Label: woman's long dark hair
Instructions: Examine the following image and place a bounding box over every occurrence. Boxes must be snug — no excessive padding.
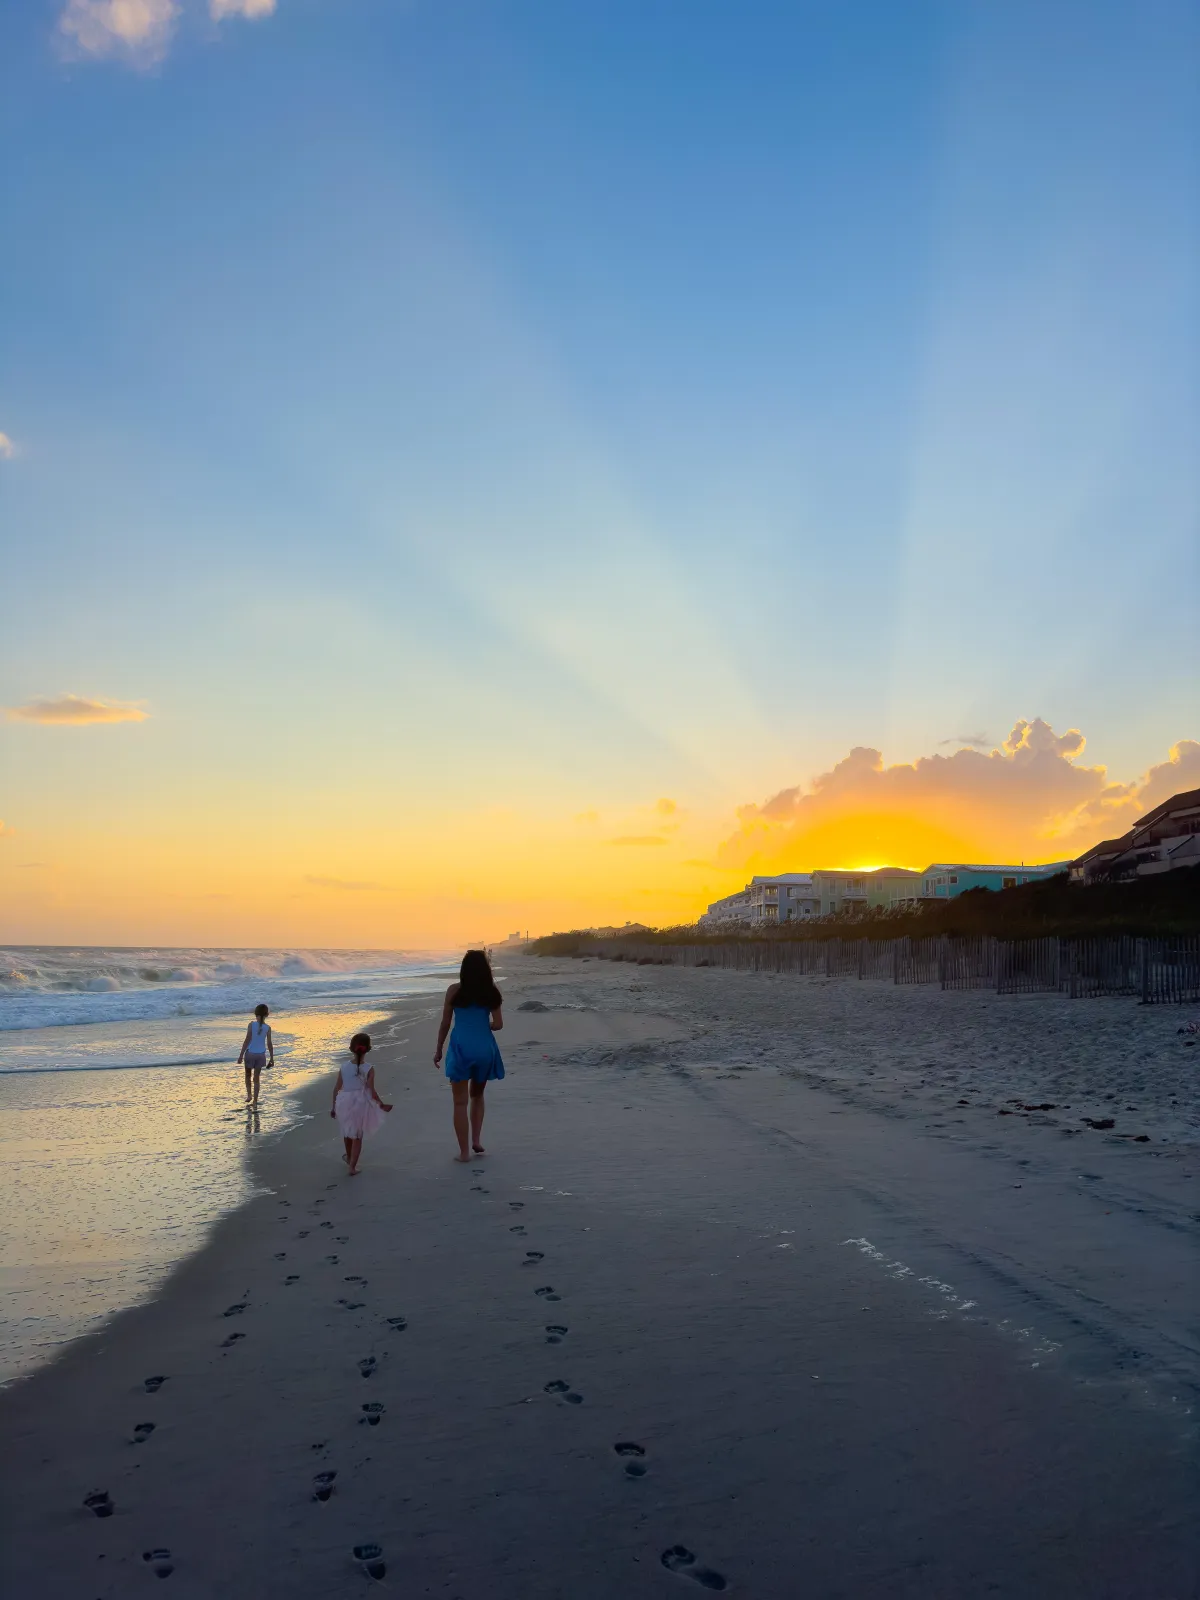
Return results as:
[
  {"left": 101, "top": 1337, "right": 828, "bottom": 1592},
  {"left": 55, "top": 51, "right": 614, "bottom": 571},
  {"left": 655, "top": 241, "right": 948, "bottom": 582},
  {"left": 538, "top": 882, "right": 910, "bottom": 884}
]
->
[{"left": 454, "top": 949, "right": 502, "bottom": 1010}]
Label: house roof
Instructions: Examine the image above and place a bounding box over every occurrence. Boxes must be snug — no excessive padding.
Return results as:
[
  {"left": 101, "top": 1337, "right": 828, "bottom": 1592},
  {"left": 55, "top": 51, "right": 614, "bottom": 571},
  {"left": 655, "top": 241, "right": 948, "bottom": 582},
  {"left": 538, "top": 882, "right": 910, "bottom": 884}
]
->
[
  {"left": 1130, "top": 787, "right": 1200, "bottom": 836},
  {"left": 810, "top": 866, "right": 920, "bottom": 878},
  {"left": 922, "top": 861, "right": 1071, "bottom": 875},
  {"left": 1073, "top": 833, "right": 1135, "bottom": 865}
]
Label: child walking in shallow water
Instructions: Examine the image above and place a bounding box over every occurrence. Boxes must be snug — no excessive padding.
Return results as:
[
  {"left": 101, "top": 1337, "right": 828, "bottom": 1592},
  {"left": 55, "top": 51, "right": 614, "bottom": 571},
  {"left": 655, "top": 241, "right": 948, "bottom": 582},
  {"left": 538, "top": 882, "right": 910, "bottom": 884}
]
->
[
  {"left": 330, "top": 1032, "right": 391, "bottom": 1176},
  {"left": 237, "top": 1003, "right": 273, "bottom": 1104},
  {"left": 434, "top": 950, "right": 504, "bottom": 1162}
]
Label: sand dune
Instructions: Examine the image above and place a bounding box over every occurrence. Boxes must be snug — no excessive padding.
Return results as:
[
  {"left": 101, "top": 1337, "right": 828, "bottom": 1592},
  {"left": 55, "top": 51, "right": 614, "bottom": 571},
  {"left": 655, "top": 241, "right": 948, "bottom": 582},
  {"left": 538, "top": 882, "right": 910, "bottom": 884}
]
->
[{"left": 1, "top": 960, "right": 1196, "bottom": 1597}]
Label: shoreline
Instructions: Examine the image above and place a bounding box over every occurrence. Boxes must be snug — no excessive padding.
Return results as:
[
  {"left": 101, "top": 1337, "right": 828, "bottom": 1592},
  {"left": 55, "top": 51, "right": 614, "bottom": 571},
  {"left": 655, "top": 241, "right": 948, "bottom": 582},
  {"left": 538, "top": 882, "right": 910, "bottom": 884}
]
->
[
  {"left": 2, "top": 960, "right": 1196, "bottom": 1597},
  {"left": 0, "top": 995, "right": 426, "bottom": 1389}
]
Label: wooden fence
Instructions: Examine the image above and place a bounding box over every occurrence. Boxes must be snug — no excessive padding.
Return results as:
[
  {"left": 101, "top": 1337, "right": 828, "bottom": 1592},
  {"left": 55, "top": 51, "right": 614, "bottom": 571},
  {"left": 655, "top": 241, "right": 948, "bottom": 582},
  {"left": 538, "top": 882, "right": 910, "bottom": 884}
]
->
[{"left": 591, "top": 933, "right": 1200, "bottom": 1004}]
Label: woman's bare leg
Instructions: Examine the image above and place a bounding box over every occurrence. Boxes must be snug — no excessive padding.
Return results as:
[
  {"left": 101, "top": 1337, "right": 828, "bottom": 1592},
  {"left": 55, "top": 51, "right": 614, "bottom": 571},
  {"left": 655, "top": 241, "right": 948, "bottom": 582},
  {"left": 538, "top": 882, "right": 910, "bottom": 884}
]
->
[
  {"left": 251, "top": 1066, "right": 261, "bottom": 1106},
  {"left": 347, "top": 1136, "right": 363, "bottom": 1175},
  {"left": 244, "top": 1065, "right": 253, "bottom": 1102},
  {"left": 451, "top": 1082, "right": 471, "bottom": 1161},
  {"left": 343, "top": 1137, "right": 353, "bottom": 1164},
  {"left": 469, "top": 1081, "right": 486, "bottom": 1152}
]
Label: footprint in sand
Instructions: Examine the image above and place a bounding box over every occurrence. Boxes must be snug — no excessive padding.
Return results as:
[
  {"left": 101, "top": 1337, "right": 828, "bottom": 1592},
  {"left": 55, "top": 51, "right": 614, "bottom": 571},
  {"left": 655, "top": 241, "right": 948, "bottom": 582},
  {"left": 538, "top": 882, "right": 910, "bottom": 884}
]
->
[
  {"left": 508, "top": 1201, "right": 524, "bottom": 1211},
  {"left": 320, "top": 1221, "right": 333, "bottom": 1229},
  {"left": 312, "top": 1470, "right": 337, "bottom": 1502},
  {"left": 510, "top": 1225, "right": 526, "bottom": 1236},
  {"left": 614, "top": 1442, "right": 647, "bottom": 1478},
  {"left": 142, "top": 1548, "right": 174, "bottom": 1579},
  {"left": 523, "top": 1251, "right": 544, "bottom": 1264},
  {"left": 337, "top": 1298, "right": 366, "bottom": 1310},
  {"left": 661, "top": 1547, "right": 726, "bottom": 1590},
  {"left": 359, "top": 1357, "right": 377, "bottom": 1378},
  {"left": 471, "top": 1185, "right": 489, "bottom": 1193},
  {"left": 336, "top": 1235, "right": 350, "bottom": 1244},
  {"left": 360, "top": 1402, "right": 385, "bottom": 1427},
  {"left": 143, "top": 1375, "right": 166, "bottom": 1393},
  {"left": 285, "top": 1275, "right": 300, "bottom": 1285},
  {"left": 534, "top": 1286, "right": 561, "bottom": 1302},
  {"left": 344, "top": 1274, "right": 364, "bottom": 1282},
  {"left": 297, "top": 1230, "right": 309, "bottom": 1239},
  {"left": 222, "top": 1303, "right": 247, "bottom": 1318},
  {"left": 353, "top": 1543, "right": 387, "bottom": 1581},
  {"left": 545, "top": 1324, "right": 568, "bottom": 1344},
  {"left": 325, "top": 1254, "right": 339, "bottom": 1264},
  {"left": 83, "top": 1490, "right": 114, "bottom": 1518},
  {"left": 132, "top": 1422, "right": 156, "bottom": 1444},
  {"left": 386, "top": 1316, "right": 407, "bottom": 1331},
  {"left": 221, "top": 1331, "right": 245, "bottom": 1348},
  {"left": 273, "top": 1252, "right": 287, "bottom": 1261},
  {"left": 543, "top": 1379, "right": 583, "bottom": 1405}
]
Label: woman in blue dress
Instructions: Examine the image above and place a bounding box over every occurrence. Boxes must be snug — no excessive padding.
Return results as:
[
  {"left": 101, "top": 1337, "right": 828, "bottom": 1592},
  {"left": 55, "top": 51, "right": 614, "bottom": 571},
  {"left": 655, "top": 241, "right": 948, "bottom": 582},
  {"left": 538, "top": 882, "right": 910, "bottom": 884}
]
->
[{"left": 434, "top": 949, "right": 505, "bottom": 1162}]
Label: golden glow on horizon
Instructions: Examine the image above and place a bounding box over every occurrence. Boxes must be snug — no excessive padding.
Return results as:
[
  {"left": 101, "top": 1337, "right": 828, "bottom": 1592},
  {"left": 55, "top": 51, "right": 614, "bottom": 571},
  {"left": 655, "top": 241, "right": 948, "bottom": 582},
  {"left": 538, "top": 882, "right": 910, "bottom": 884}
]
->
[{"left": 1, "top": 726, "right": 1196, "bottom": 945}]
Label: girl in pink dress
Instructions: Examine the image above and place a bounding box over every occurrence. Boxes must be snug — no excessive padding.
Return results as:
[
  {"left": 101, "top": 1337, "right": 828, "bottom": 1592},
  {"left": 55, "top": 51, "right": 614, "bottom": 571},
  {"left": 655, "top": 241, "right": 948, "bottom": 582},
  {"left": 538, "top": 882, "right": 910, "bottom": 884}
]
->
[{"left": 330, "top": 1032, "right": 392, "bottom": 1176}]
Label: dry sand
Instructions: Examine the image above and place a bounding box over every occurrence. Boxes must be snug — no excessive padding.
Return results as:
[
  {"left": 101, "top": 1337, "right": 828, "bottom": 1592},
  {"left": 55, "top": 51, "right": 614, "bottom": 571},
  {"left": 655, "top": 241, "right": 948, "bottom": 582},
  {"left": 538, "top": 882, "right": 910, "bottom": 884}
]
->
[{"left": 2, "top": 958, "right": 1197, "bottom": 1598}]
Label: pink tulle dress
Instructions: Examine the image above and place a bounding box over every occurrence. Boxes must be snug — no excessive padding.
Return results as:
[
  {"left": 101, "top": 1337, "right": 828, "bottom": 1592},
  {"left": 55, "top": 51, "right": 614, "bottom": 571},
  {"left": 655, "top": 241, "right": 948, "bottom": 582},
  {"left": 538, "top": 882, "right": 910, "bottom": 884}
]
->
[{"left": 335, "top": 1059, "right": 385, "bottom": 1140}]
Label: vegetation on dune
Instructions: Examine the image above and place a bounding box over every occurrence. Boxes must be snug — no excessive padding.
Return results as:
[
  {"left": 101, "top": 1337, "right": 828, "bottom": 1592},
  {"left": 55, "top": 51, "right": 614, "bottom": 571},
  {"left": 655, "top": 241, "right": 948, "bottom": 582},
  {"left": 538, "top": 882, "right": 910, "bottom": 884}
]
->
[{"left": 530, "top": 867, "right": 1200, "bottom": 954}]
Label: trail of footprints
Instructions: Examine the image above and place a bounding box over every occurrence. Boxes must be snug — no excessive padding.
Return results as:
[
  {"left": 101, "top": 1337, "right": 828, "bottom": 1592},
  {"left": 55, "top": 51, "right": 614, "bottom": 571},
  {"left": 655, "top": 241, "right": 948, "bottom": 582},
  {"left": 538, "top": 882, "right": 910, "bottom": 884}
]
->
[
  {"left": 79, "top": 1202, "right": 413, "bottom": 1584},
  {"left": 505, "top": 1183, "right": 728, "bottom": 1589},
  {"left": 78, "top": 1175, "right": 729, "bottom": 1591}
]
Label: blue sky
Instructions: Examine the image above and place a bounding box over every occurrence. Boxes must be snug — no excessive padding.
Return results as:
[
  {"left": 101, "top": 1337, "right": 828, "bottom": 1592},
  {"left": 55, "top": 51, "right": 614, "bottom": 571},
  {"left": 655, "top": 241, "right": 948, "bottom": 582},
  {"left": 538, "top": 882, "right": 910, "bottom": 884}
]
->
[{"left": 1, "top": 0, "right": 1197, "bottom": 941}]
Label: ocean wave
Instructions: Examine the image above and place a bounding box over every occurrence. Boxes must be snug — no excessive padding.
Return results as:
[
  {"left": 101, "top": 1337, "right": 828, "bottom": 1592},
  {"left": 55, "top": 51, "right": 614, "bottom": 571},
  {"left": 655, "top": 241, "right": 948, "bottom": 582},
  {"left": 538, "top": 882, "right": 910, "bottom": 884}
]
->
[
  {"left": 0, "top": 947, "right": 452, "bottom": 1034},
  {"left": 0, "top": 947, "right": 409, "bottom": 997}
]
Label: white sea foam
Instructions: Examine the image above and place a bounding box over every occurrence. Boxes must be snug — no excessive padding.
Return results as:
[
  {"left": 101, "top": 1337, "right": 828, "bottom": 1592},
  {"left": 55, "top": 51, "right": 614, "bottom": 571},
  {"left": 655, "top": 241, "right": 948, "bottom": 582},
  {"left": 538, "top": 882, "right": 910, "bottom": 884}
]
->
[{"left": 0, "top": 946, "right": 452, "bottom": 1039}]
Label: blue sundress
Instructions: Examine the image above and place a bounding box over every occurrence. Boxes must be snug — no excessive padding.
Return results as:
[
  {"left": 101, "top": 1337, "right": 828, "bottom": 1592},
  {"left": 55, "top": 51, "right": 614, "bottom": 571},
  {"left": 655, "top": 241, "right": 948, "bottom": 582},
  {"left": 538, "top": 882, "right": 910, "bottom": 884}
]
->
[{"left": 444, "top": 1005, "right": 505, "bottom": 1083}]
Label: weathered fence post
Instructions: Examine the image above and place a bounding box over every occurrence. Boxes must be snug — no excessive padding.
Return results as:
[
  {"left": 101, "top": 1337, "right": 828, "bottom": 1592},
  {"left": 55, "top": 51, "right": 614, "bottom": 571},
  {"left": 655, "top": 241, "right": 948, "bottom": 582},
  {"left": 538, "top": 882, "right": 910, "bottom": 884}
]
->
[
  {"left": 892, "top": 940, "right": 900, "bottom": 984},
  {"left": 1139, "top": 939, "right": 1149, "bottom": 1004},
  {"left": 857, "top": 940, "right": 865, "bottom": 979}
]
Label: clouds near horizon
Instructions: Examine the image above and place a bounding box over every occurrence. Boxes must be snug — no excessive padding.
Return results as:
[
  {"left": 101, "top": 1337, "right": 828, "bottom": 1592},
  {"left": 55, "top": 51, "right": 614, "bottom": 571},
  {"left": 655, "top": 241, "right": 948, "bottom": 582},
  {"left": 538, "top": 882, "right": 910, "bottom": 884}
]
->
[
  {"left": 718, "top": 721, "right": 1200, "bottom": 875},
  {"left": 6, "top": 694, "right": 149, "bottom": 725}
]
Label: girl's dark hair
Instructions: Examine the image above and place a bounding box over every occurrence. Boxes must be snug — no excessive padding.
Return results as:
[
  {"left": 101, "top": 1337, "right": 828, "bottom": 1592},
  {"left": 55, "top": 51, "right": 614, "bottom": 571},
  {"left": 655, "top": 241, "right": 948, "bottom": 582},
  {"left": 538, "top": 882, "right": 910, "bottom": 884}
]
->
[
  {"left": 254, "top": 1004, "right": 269, "bottom": 1019},
  {"left": 350, "top": 1032, "right": 371, "bottom": 1059},
  {"left": 454, "top": 949, "right": 502, "bottom": 1011}
]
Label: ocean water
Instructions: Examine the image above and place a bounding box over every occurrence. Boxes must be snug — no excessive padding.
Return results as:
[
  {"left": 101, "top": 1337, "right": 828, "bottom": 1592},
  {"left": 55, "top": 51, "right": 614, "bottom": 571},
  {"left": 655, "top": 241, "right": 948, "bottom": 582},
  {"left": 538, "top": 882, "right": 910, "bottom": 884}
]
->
[{"left": 0, "top": 947, "right": 454, "bottom": 1385}]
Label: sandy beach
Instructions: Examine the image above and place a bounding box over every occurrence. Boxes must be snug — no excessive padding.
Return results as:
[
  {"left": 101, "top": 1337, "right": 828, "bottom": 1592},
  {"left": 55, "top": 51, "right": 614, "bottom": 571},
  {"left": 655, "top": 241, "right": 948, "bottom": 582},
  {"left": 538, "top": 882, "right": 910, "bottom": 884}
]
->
[{"left": 2, "top": 957, "right": 1197, "bottom": 1598}]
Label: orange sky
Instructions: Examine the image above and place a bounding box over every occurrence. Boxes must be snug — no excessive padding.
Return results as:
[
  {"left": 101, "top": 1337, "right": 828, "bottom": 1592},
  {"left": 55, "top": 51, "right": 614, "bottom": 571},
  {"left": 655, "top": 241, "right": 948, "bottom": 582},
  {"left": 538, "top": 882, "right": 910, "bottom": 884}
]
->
[{"left": 1, "top": 719, "right": 1194, "bottom": 946}]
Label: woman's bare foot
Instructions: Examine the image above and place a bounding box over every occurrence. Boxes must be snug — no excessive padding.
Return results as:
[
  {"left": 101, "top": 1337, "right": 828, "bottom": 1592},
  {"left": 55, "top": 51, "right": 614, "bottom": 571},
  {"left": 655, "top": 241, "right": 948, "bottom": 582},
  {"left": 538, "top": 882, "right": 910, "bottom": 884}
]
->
[
  {"left": 472, "top": 1145, "right": 486, "bottom": 1155},
  {"left": 348, "top": 1166, "right": 360, "bottom": 1176},
  {"left": 454, "top": 1152, "right": 471, "bottom": 1163}
]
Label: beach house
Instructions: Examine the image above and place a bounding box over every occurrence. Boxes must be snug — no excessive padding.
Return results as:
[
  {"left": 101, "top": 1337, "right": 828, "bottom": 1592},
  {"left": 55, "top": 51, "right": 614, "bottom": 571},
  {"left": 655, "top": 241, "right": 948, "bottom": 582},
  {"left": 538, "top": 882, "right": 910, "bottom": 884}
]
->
[
  {"left": 746, "top": 874, "right": 821, "bottom": 922},
  {"left": 699, "top": 875, "right": 822, "bottom": 926},
  {"left": 810, "top": 868, "right": 922, "bottom": 917},
  {"left": 698, "top": 887, "right": 752, "bottom": 926},
  {"left": 920, "top": 862, "right": 1070, "bottom": 900},
  {"left": 1070, "top": 787, "right": 1200, "bottom": 884}
]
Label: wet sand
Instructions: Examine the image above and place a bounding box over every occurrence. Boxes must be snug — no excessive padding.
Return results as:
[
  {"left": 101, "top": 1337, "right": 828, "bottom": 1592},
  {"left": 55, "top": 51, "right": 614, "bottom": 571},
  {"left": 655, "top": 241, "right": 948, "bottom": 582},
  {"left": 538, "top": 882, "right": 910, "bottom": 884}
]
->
[{"left": 1, "top": 960, "right": 1196, "bottom": 1598}]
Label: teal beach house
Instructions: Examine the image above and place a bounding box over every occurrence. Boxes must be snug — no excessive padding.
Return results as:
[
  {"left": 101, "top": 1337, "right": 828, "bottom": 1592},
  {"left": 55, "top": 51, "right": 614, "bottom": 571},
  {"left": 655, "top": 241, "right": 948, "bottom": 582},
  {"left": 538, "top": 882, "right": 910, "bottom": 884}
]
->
[{"left": 920, "top": 862, "right": 1071, "bottom": 900}]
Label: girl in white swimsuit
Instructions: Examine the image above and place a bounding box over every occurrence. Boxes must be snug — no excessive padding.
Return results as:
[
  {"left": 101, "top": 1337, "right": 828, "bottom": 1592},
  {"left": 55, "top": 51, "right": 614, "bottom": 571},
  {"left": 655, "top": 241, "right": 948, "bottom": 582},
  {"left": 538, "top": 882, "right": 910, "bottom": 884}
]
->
[{"left": 237, "top": 1003, "right": 273, "bottom": 1105}]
